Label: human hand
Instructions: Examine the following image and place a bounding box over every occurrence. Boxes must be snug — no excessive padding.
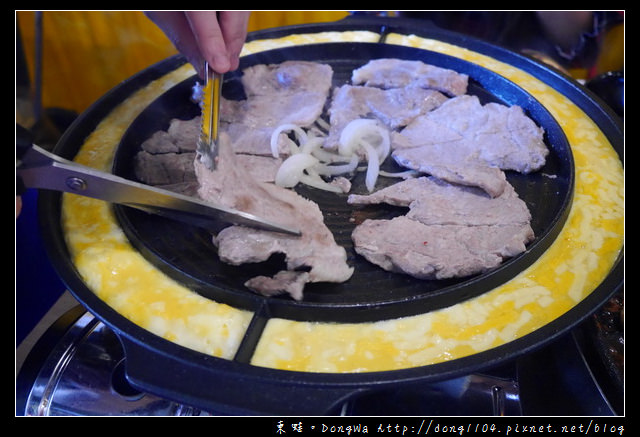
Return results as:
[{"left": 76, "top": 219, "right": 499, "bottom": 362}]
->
[{"left": 145, "top": 11, "right": 250, "bottom": 77}]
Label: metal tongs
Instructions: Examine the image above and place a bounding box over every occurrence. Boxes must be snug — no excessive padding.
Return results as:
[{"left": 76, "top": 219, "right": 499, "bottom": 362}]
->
[
  {"left": 197, "top": 61, "right": 222, "bottom": 170},
  {"left": 16, "top": 125, "right": 301, "bottom": 236}
]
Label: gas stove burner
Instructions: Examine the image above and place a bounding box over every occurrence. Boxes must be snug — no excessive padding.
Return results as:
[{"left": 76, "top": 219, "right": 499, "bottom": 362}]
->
[{"left": 16, "top": 306, "right": 209, "bottom": 416}]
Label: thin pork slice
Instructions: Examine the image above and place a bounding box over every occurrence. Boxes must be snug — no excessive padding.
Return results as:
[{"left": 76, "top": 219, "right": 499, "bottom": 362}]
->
[
  {"left": 324, "top": 84, "right": 448, "bottom": 150},
  {"left": 220, "top": 61, "right": 333, "bottom": 157},
  {"left": 351, "top": 217, "right": 534, "bottom": 280},
  {"left": 195, "top": 133, "right": 353, "bottom": 300},
  {"left": 417, "top": 95, "right": 548, "bottom": 173},
  {"left": 135, "top": 118, "right": 200, "bottom": 188},
  {"left": 393, "top": 95, "right": 548, "bottom": 169},
  {"left": 348, "top": 176, "right": 534, "bottom": 280},
  {"left": 391, "top": 142, "right": 508, "bottom": 198},
  {"left": 351, "top": 58, "right": 469, "bottom": 96},
  {"left": 241, "top": 61, "right": 333, "bottom": 96},
  {"left": 390, "top": 95, "right": 548, "bottom": 197},
  {"left": 136, "top": 117, "right": 282, "bottom": 188},
  {"left": 348, "top": 176, "right": 531, "bottom": 226}
]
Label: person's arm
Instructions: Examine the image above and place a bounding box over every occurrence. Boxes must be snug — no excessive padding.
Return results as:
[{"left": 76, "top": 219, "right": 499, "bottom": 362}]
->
[{"left": 145, "top": 11, "right": 250, "bottom": 77}]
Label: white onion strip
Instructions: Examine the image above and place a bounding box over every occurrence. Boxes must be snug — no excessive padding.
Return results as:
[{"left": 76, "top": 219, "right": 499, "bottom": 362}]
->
[
  {"left": 271, "top": 118, "right": 391, "bottom": 193},
  {"left": 274, "top": 153, "right": 318, "bottom": 188},
  {"left": 378, "top": 169, "right": 419, "bottom": 179},
  {"left": 299, "top": 174, "right": 343, "bottom": 193},
  {"left": 270, "top": 124, "right": 309, "bottom": 158},
  {"left": 360, "top": 142, "right": 379, "bottom": 192},
  {"left": 314, "top": 155, "right": 359, "bottom": 176}
]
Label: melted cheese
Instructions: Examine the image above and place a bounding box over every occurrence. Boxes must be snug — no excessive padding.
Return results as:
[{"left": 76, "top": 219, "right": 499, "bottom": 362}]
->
[
  {"left": 61, "top": 31, "right": 623, "bottom": 372},
  {"left": 249, "top": 34, "right": 624, "bottom": 372},
  {"left": 241, "top": 30, "right": 381, "bottom": 54},
  {"left": 62, "top": 64, "right": 253, "bottom": 359}
]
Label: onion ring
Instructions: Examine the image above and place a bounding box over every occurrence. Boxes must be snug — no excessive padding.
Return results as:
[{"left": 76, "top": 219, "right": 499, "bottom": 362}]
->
[{"left": 271, "top": 118, "right": 391, "bottom": 193}]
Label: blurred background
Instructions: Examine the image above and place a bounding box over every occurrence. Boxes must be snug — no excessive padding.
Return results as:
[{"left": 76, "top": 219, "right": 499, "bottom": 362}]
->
[
  {"left": 16, "top": 11, "right": 350, "bottom": 130},
  {"left": 15, "top": 10, "right": 623, "bottom": 140}
]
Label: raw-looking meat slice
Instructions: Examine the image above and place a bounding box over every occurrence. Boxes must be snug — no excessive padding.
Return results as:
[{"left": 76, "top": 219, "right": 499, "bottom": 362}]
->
[{"left": 351, "top": 58, "right": 469, "bottom": 96}]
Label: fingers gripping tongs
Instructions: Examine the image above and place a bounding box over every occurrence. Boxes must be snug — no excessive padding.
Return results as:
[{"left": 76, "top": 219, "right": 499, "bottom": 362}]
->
[{"left": 16, "top": 125, "right": 301, "bottom": 236}]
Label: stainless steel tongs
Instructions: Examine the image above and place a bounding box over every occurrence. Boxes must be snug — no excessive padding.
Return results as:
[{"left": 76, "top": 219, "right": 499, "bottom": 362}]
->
[
  {"left": 197, "top": 61, "right": 222, "bottom": 170},
  {"left": 16, "top": 125, "right": 301, "bottom": 236}
]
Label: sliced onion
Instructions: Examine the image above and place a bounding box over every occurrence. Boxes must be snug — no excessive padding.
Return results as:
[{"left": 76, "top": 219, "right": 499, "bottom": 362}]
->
[
  {"left": 270, "top": 124, "right": 308, "bottom": 158},
  {"left": 338, "top": 118, "right": 390, "bottom": 160},
  {"left": 313, "top": 154, "right": 359, "bottom": 176},
  {"left": 299, "top": 135, "right": 324, "bottom": 155},
  {"left": 270, "top": 117, "right": 392, "bottom": 193},
  {"left": 338, "top": 119, "right": 377, "bottom": 156},
  {"left": 360, "top": 141, "right": 380, "bottom": 192},
  {"left": 275, "top": 153, "right": 319, "bottom": 188},
  {"left": 311, "top": 147, "right": 353, "bottom": 163},
  {"left": 299, "top": 174, "right": 344, "bottom": 193}
]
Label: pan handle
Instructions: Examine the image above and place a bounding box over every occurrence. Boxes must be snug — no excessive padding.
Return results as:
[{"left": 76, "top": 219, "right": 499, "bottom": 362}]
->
[{"left": 119, "top": 335, "right": 364, "bottom": 415}]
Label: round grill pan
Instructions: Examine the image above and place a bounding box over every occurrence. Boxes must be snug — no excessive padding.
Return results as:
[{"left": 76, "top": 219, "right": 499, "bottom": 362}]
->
[
  {"left": 38, "top": 17, "right": 623, "bottom": 415},
  {"left": 112, "top": 42, "right": 574, "bottom": 324}
]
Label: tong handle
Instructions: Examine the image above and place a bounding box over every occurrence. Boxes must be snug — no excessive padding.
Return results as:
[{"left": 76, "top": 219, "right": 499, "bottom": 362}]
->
[
  {"left": 197, "top": 63, "right": 223, "bottom": 170},
  {"left": 210, "top": 70, "right": 222, "bottom": 144}
]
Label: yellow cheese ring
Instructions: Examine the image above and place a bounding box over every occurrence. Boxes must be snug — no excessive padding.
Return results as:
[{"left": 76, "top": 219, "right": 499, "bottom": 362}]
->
[{"left": 61, "top": 31, "right": 623, "bottom": 373}]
